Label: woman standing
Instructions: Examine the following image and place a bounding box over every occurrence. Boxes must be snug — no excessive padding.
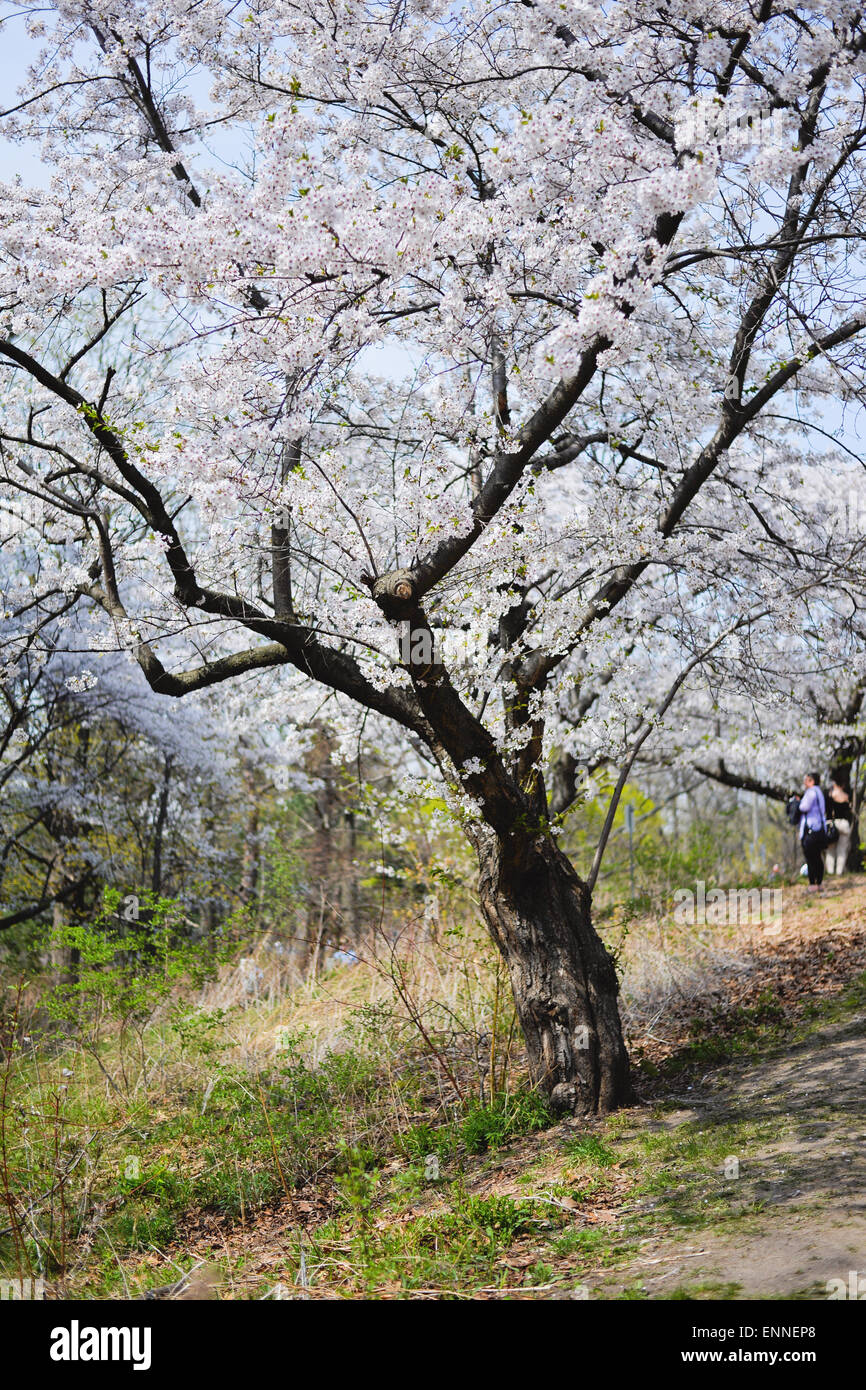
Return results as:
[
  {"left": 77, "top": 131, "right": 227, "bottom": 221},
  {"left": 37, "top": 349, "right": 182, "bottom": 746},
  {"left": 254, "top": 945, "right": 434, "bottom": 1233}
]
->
[
  {"left": 799, "top": 772, "right": 828, "bottom": 891},
  {"left": 825, "top": 777, "right": 853, "bottom": 875}
]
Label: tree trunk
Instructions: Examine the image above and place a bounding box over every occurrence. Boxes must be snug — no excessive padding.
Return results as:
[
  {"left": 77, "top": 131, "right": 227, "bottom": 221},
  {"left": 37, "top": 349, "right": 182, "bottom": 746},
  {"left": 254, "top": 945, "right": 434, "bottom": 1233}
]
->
[
  {"left": 477, "top": 832, "right": 632, "bottom": 1116},
  {"left": 240, "top": 797, "right": 260, "bottom": 905},
  {"left": 151, "top": 754, "right": 172, "bottom": 897}
]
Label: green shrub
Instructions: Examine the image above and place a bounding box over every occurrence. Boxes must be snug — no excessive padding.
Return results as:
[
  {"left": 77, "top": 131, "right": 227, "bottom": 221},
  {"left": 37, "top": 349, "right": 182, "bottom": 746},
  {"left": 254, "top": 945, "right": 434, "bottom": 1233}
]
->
[{"left": 460, "top": 1090, "right": 551, "bottom": 1154}]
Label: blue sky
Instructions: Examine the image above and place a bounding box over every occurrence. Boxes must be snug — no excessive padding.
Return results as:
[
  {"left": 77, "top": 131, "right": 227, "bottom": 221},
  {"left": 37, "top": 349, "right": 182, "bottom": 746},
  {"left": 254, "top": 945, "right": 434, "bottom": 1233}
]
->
[{"left": 0, "top": 9, "right": 51, "bottom": 185}]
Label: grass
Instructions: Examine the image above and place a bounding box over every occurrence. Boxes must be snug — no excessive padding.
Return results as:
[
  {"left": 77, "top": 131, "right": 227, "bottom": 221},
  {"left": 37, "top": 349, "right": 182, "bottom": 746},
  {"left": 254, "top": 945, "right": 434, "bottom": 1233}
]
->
[
  {"left": 670, "top": 1281, "right": 744, "bottom": 1300},
  {"left": 3, "top": 887, "right": 866, "bottom": 1299},
  {"left": 562, "top": 1135, "right": 617, "bottom": 1166},
  {"left": 0, "top": 918, "right": 563, "bottom": 1297},
  {"left": 796, "top": 969, "right": 866, "bottom": 1031}
]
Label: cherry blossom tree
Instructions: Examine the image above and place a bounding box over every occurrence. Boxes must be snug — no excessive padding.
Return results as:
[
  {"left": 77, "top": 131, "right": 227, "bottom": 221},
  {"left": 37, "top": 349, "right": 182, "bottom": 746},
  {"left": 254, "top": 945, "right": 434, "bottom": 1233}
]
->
[
  {"left": 0, "top": 578, "right": 244, "bottom": 933},
  {"left": 2, "top": 0, "right": 866, "bottom": 1111},
  {"left": 639, "top": 530, "right": 866, "bottom": 841}
]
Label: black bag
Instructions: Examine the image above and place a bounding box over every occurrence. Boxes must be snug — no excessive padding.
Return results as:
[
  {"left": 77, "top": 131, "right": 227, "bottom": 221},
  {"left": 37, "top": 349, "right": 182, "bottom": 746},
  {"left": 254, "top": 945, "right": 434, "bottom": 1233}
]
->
[
  {"left": 825, "top": 813, "right": 839, "bottom": 844},
  {"left": 786, "top": 794, "right": 801, "bottom": 826},
  {"left": 804, "top": 826, "right": 829, "bottom": 851}
]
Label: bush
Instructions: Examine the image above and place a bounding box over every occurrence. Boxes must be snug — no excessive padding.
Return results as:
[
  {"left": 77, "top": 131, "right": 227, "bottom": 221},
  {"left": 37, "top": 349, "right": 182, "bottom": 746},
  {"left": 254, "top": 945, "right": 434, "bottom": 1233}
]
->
[{"left": 460, "top": 1090, "right": 552, "bottom": 1154}]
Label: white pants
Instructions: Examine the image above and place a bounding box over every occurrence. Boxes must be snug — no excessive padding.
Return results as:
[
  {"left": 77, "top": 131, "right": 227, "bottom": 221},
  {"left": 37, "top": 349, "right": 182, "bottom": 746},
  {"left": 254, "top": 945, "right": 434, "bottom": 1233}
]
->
[{"left": 825, "top": 824, "right": 852, "bottom": 875}]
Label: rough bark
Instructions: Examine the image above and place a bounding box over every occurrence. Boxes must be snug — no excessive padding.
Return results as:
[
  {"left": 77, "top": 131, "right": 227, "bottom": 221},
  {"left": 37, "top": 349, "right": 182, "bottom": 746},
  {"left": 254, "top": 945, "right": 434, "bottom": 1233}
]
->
[{"left": 477, "top": 831, "right": 632, "bottom": 1115}]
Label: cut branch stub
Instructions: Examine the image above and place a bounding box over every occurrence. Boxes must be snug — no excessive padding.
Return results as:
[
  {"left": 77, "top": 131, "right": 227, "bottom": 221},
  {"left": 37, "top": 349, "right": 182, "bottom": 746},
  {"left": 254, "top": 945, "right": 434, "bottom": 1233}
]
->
[{"left": 370, "top": 568, "right": 418, "bottom": 619}]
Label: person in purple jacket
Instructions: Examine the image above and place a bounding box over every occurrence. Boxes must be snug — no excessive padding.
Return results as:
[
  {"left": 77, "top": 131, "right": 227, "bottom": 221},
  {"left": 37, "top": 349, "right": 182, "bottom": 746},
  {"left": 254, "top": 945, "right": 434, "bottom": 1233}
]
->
[{"left": 799, "top": 772, "right": 828, "bottom": 890}]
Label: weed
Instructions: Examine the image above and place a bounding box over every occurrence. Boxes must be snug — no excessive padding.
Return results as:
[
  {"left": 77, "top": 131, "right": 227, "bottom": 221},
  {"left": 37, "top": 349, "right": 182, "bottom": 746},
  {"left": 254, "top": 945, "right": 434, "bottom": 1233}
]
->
[
  {"left": 460, "top": 1091, "right": 551, "bottom": 1155},
  {"left": 563, "top": 1134, "right": 617, "bottom": 1167}
]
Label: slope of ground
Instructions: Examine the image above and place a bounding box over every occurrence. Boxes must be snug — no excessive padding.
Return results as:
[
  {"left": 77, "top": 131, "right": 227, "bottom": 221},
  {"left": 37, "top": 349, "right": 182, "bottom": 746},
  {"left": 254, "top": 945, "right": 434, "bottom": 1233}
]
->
[
  {"left": 144, "top": 880, "right": 866, "bottom": 1300},
  {"left": 3, "top": 876, "right": 866, "bottom": 1300}
]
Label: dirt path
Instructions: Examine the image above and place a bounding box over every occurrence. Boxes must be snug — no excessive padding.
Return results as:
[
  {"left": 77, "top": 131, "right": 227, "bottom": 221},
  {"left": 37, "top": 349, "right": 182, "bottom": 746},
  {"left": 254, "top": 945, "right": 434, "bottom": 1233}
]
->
[{"left": 590, "top": 1010, "right": 866, "bottom": 1299}]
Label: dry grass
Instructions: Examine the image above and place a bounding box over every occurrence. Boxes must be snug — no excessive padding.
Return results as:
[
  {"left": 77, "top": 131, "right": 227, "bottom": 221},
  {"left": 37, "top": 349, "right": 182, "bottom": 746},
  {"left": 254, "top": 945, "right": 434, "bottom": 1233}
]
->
[{"left": 4, "top": 873, "right": 866, "bottom": 1298}]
